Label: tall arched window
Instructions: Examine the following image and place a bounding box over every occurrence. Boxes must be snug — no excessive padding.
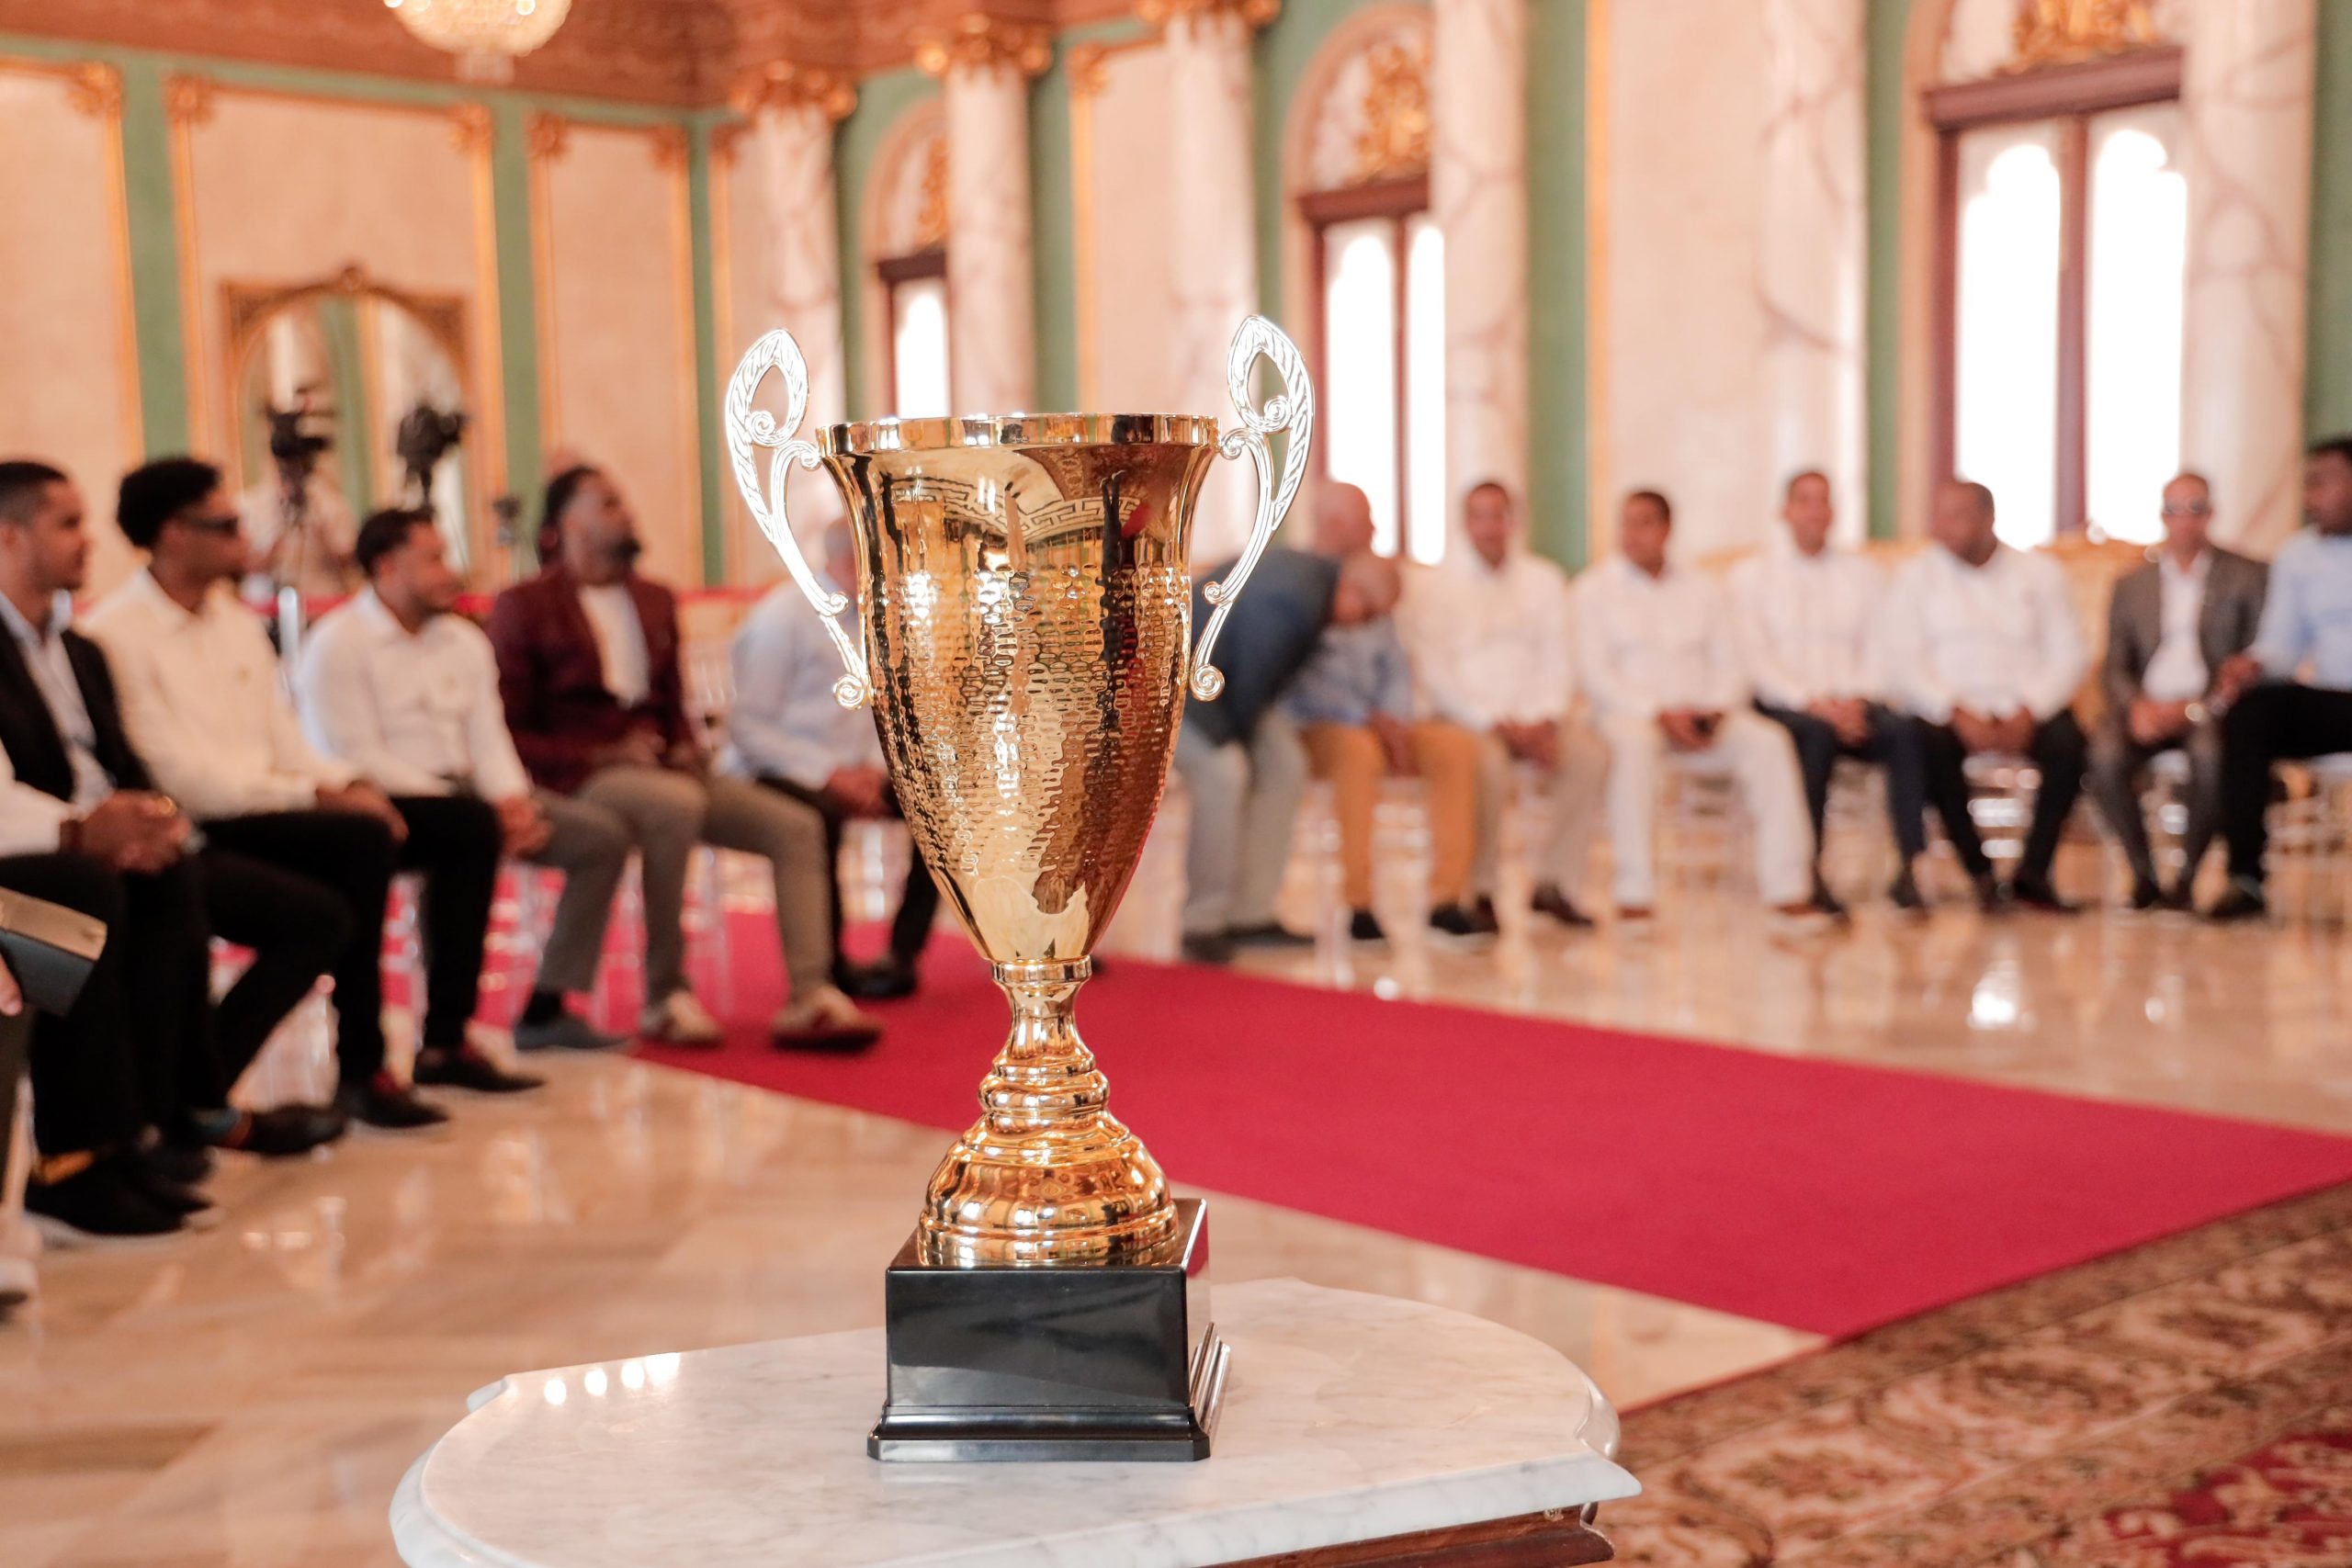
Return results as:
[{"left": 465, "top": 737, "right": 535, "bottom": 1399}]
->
[
  {"left": 865, "top": 105, "right": 951, "bottom": 418},
  {"left": 1928, "top": 12, "right": 2187, "bottom": 547},
  {"left": 1287, "top": 13, "right": 1446, "bottom": 563}
]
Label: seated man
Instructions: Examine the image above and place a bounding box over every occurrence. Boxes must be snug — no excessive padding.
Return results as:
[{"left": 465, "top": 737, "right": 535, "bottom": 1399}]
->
[
  {"left": 1174, "top": 545, "right": 1398, "bottom": 964},
  {"left": 1403, "top": 479, "right": 1609, "bottom": 931},
  {"left": 1577, "top": 490, "right": 1818, "bottom": 928},
  {"left": 1729, "top": 470, "right": 1926, "bottom": 914},
  {"left": 0, "top": 461, "right": 348, "bottom": 1242},
  {"left": 720, "top": 519, "right": 937, "bottom": 1000},
  {"left": 85, "top": 457, "right": 452, "bottom": 1131},
  {"left": 300, "top": 508, "right": 633, "bottom": 1056},
  {"left": 2087, "top": 473, "right": 2266, "bottom": 911},
  {"left": 489, "top": 465, "right": 879, "bottom": 1051},
  {"left": 1879, "top": 480, "right": 2089, "bottom": 913},
  {"left": 2210, "top": 435, "right": 2352, "bottom": 921}
]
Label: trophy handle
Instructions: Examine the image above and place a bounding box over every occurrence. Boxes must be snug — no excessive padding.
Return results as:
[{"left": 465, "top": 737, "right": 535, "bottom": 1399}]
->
[
  {"left": 1193, "top": 315, "right": 1316, "bottom": 702},
  {"left": 723, "top": 329, "right": 872, "bottom": 709}
]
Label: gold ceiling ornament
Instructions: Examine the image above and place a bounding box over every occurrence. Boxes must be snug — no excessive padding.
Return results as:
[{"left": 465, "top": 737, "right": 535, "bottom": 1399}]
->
[
  {"left": 64, "top": 62, "right": 123, "bottom": 118},
  {"left": 383, "top": 0, "right": 574, "bottom": 85},
  {"left": 446, "top": 101, "right": 494, "bottom": 154},
  {"left": 1136, "top": 0, "right": 1281, "bottom": 28},
  {"left": 1350, "top": 39, "right": 1430, "bottom": 184},
  {"left": 526, "top": 109, "right": 571, "bottom": 162},
  {"left": 2009, "top": 0, "right": 2160, "bottom": 71},
  {"left": 730, "top": 58, "right": 857, "bottom": 121},
  {"left": 913, "top": 13, "right": 1054, "bottom": 79},
  {"left": 163, "top": 73, "right": 217, "bottom": 127},
  {"left": 914, "top": 132, "right": 950, "bottom": 250}
]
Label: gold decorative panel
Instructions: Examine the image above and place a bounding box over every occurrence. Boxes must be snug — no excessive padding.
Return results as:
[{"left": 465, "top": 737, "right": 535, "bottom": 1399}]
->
[{"left": 2010, "top": 0, "right": 2160, "bottom": 71}]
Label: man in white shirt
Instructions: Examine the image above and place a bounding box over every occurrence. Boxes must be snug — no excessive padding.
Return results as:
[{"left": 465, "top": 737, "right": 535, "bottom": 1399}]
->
[
  {"left": 86, "top": 457, "right": 459, "bottom": 1131},
  {"left": 2086, "top": 474, "right": 2267, "bottom": 911},
  {"left": 300, "top": 508, "right": 636, "bottom": 1054},
  {"left": 1728, "top": 471, "right": 1928, "bottom": 914},
  {"left": 1404, "top": 480, "right": 1610, "bottom": 930},
  {"left": 1577, "top": 490, "right": 1817, "bottom": 925},
  {"left": 1879, "top": 480, "right": 2091, "bottom": 912},
  {"left": 719, "top": 519, "right": 938, "bottom": 998}
]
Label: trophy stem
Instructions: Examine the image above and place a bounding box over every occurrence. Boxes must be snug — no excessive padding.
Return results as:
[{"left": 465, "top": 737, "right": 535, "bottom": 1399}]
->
[{"left": 917, "top": 958, "right": 1181, "bottom": 1268}]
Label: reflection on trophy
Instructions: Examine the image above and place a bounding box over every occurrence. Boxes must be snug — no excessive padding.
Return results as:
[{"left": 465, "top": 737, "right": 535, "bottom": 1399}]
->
[{"left": 725, "top": 317, "right": 1312, "bottom": 1461}]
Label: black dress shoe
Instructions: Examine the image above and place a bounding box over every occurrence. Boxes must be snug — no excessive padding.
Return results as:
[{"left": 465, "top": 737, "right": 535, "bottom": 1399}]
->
[
  {"left": 138, "top": 1140, "right": 213, "bottom": 1188},
  {"left": 413, "top": 1045, "right": 545, "bottom": 1094},
  {"left": 1225, "top": 921, "right": 1314, "bottom": 950},
  {"left": 836, "top": 957, "right": 920, "bottom": 1001},
  {"left": 230, "top": 1105, "right": 350, "bottom": 1156},
  {"left": 1889, "top": 867, "right": 1928, "bottom": 913},
  {"left": 2205, "top": 884, "right": 2269, "bottom": 923},
  {"left": 1348, "top": 908, "right": 1386, "bottom": 942},
  {"left": 25, "top": 1159, "right": 181, "bottom": 1245},
  {"left": 1469, "top": 896, "right": 1504, "bottom": 937},
  {"left": 2011, "top": 875, "right": 2080, "bottom": 915},
  {"left": 335, "top": 1075, "right": 452, "bottom": 1131},
  {"left": 1179, "top": 931, "right": 1235, "bottom": 965},
  {"left": 1530, "top": 885, "right": 1596, "bottom": 929},
  {"left": 1429, "top": 904, "right": 1492, "bottom": 941},
  {"left": 117, "top": 1156, "right": 220, "bottom": 1229}
]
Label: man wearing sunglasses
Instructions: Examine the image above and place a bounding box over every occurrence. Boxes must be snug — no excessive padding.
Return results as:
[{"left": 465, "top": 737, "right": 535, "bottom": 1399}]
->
[
  {"left": 85, "top": 458, "right": 447, "bottom": 1131},
  {"left": 2086, "top": 473, "right": 2267, "bottom": 912}
]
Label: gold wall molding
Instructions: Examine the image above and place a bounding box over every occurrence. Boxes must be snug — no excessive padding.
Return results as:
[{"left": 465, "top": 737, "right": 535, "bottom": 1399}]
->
[
  {"left": 447, "top": 102, "right": 493, "bottom": 155},
  {"left": 1350, "top": 39, "right": 1431, "bottom": 184},
  {"left": 2009, "top": 0, "right": 2160, "bottom": 72},
  {"left": 914, "top": 14, "right": 1056, "bottom": 79},
  {"left": 1136, "top": 0, "right": 1279, "bottom": 28},
  {"left": 730, "top": 58, "right": 857, "bottom": 121},
  {"left": 915, "top": 135, "right": 950, "bottom": 251}
]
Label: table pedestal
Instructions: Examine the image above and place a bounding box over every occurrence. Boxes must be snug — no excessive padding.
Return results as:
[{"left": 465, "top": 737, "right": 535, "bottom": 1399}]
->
[{"left": 392, "top": 1279, "right": 1638, "bottom": 1567}]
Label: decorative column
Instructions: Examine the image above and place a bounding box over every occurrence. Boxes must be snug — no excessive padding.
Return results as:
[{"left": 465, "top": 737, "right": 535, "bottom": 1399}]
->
[
  {"left": 2181, "top": 0, "right": 2317, "bottom": 554},
  {"left": 1152, "top": 0, "right": 1275, "bottom": 564},
  {"left": 1432, "top": 0, "right": 1529, "bottom": 526},
  {"left": 919, "top": 15, "right": 1052, "bottom": 413},
  {"left": 735, "top": 62, "right": 857, "bottom": 437},
  {"left": 1758, "top": 0, "right": 1866, "bottom": 536}
]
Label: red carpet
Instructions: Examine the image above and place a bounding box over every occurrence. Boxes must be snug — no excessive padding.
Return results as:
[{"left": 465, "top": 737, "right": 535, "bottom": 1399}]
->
[{"left": 634, "top": 933, "right": 2352, "bottom": 1337}]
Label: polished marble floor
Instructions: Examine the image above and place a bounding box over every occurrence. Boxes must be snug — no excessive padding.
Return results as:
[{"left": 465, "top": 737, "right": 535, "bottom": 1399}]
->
[{"left": 6, "top": 842, "right": 2349, "bottom": 1566}]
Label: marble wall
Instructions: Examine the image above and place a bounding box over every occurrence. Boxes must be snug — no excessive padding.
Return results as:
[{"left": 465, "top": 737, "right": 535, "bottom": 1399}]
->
[{"left": 0, "top": 62, "right": 142, "bottom": 592}]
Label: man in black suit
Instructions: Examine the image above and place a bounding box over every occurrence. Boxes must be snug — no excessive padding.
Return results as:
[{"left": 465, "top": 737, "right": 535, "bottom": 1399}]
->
[
  {"left": 0, "top": 461, "right": 346, "bottom": 1243},
  {"left": 2086, "top": 473, "right": 2268, "bottom": 909}
]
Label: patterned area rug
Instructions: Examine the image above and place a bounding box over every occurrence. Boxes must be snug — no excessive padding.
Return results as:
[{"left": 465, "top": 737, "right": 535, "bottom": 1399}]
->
[{"left": 1611, "top": 1184, "right": 2352, "bottom": 1566}]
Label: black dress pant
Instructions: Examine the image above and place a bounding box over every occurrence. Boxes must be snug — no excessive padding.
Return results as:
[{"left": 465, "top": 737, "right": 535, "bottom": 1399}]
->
[
  {"left": 1754, "top": 701, "right": 1928, "bottom": 866},
  {"left": 759, "top": 777, "right": 940, "bottom": 973},
  {"left": 198, "top": 848, "right": 351, "bottom": 1089},
  {"left": 204, "top": 812, "right": 399, "bottom": 1088},
  {"left": 0, "top": 852, "right": 212, "bottom": 1155},
  {"left": 2222, "top": 683, "right": 2352, "bottom": 885},
  {"left": 387, "top": 795, "right": 503, "bottom": 1051},
  {"left": 1913, "top": 711, "right": 2088, "bottom": 883}
]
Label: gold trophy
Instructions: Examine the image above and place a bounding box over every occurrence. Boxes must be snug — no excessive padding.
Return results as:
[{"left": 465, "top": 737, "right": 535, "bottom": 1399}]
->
[{"left": 725, "top": 317, "right": 1312, "bottom": 1461}]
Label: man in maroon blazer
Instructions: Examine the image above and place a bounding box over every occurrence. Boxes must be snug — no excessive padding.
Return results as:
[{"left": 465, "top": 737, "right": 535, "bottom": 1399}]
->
[{"left": 488, "top": 467, "right": 880, "bottom": 1052}]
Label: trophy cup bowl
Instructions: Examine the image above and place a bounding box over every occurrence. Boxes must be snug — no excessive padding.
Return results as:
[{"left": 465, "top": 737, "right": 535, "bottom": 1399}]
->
[{"left": 725, "top": 318, "right": 1312, "bottom": 1461}]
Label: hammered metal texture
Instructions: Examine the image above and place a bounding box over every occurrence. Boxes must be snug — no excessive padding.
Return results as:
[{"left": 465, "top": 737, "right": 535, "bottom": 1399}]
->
[{"left": 817, "top": 415, "right": 1216, "bottom": 1266}]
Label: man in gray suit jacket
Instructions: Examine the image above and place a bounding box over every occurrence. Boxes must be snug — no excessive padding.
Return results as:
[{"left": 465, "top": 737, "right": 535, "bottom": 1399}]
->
[{"left": 2087, "top": 473, "right": 2267, "bottom": 909}]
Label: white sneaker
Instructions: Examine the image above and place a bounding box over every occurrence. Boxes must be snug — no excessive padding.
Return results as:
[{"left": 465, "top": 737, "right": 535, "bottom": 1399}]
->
[{"left": 639, "top": 989, "right": 724, "bottom": 1047}]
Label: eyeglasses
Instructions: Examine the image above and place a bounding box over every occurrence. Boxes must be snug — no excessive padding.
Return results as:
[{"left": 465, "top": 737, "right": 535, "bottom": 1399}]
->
[
  {"left": 2160, "top": 502, "right": 2212, "bottom": 518},
  {"left": 175, "top": 512, "right": 243, "bottom": 536}
]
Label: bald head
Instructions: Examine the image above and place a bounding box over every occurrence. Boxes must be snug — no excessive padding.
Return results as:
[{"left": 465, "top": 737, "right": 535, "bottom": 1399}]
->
[
  {"left": 1930, "top": 479, "right": 1998, "bottom": 566},
  {"left": 1312, "top": 480, "right": 1376, "bottom": 558}
]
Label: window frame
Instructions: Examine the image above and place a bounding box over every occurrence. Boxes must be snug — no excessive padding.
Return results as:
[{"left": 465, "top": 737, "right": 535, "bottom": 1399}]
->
[
  {"left": 1927, "top": 47, "right": 2184, "bottom": 538},
  {"left": 1300, "top": 174, "right": 1431, "bottom": 552},
  {"left": 876, "top": 245, "right": 948, "bottom": 417}
]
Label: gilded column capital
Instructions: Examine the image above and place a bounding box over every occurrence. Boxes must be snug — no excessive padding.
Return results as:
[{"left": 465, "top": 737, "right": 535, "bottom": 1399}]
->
[
  {"left": 163, "top": 73, "right": 217, "bottom": 127},
  {"left": 65, "top": 62, "right": 123, "bottom": 118},
  {"left": 526, "top": 110, "right": 571, "bottom": 162},
  {"left": 731, "top": 58, "right": 857, "bottom": 121},
  {"left": 447, "top": 102, "right": 494, "bottom": 155},
  {"left": 1137, "top": 0, "right": 1281, "bottom": 30},
  {"left": 913, "top": 13, "right": 1054, "bottom": 80}
]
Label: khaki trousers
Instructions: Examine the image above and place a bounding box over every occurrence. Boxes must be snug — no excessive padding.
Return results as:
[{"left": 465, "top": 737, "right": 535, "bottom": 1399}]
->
[
  {"left": 1470, "top": 723, "right": 1611, "bottom": 904},
  {"left": 1299, "top": 722, "right": 1486, "bottom": 909}
]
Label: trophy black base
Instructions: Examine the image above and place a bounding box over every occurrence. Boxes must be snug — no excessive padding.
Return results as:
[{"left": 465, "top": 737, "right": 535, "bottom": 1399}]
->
[{"left": 870, "top": 1198, "right": 1227, "bottom": 1462}]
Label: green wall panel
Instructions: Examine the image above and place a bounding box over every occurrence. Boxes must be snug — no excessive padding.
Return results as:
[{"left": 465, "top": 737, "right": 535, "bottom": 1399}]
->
[
  {"left": 2311, "top": 0, "right": 2352, "bottom": 443},
  {"left": 833, "top": 68, "right": 936, "bottom": 420},
  {"left": 1528, "top": 0, "right": 1589, "bottom": 569},
  {"left": 1865, "top": 0, "right": 1912, "bottom": 541}
]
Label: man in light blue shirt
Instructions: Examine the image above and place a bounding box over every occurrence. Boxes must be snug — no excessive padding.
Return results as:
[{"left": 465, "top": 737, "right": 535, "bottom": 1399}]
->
[
  {"left": 2212, "top": 435, "right": 2352, "bottom": 919},
  {"left": 719, "top": 523, "right": 938, "bottom": 999}
]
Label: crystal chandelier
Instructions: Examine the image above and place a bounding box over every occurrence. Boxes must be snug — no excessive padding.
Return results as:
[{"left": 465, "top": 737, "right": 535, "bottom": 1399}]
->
[{"left": 384, "top": 0, "right": 573, "bottom": 84}]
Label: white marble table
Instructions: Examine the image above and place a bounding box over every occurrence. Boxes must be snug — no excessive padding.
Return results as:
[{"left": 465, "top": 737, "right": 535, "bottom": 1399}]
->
[{"left": 390, "top": 1279, "right": 1639, "bottom": 1568}]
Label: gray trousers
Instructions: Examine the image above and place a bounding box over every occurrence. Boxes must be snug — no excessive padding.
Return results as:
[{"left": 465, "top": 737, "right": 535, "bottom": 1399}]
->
[
  {"left": 1174, "top": 710, "right": 1307, "bottom": 937},
  {"left": 2087, "top": 716, "right": 2224, "bottom": 888},
  {"left": 550, "top": 765, "right": 834, "bottom": 1000},
  {"left": 1470, "top": 722, "right": 1611, "bottom": 900},
  {"left": 527, "top": 790, "right": 636, "bottom": 997}
]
